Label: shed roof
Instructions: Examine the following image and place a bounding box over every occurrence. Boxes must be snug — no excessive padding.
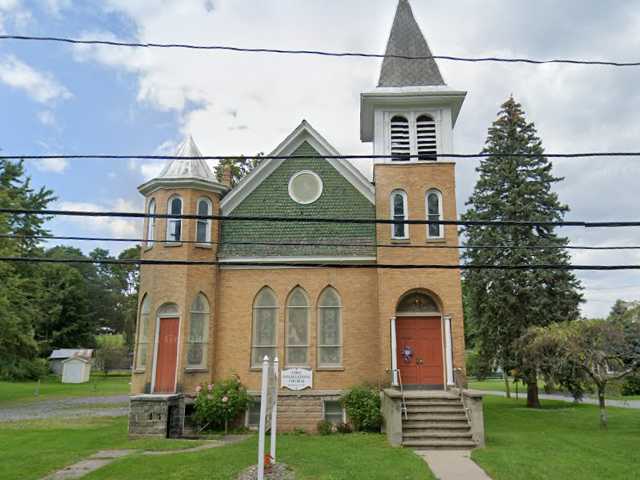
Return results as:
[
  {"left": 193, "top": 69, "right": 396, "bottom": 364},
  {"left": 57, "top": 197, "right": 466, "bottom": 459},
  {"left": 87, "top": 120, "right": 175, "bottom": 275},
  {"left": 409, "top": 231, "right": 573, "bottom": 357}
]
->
[{"left": 49, "top": 349, "right": 93, "bottom": 360}]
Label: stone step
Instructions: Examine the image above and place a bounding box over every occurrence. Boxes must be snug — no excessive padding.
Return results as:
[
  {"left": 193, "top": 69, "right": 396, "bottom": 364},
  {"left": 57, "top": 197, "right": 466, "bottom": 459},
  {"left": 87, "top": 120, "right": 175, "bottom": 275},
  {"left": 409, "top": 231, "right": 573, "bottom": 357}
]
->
[
  {"left": 405, "top": 400, "right": 462, "bottom": 407},
  {"left": 402, "top": 439, "right": 477, "bottom": 450},
  {"left": 402, "top": 392, "right": 459, "bottom": 400},
  {"left": 406, "top": 413, "right": 467, "bottom": 422},
  {"left": 406, "top": 406, "right": 465, "bottom": 414},
  {"left": 403, "top": 430, "right": 473, "bottom": 440},
  {"left": 403, "top": 421, "right": 471, "bottom": 430}
]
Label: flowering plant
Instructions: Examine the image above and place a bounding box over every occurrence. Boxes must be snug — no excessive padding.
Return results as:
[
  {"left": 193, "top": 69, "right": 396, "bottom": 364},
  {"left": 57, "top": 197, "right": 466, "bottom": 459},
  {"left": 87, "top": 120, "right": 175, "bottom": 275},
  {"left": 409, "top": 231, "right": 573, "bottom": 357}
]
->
[{"left": 193, "top": 375, "right": 250, "bottom": 434}]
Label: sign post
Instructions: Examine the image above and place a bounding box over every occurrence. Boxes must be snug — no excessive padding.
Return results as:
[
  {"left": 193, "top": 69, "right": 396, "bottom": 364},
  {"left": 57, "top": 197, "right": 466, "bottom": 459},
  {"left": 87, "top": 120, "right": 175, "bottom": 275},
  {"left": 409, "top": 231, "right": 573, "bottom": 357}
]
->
[
  {"left": 270, "top": 356, "right": 279, "bottom": 463},
  {"left": 258, "top": 356, "right": 279, "bottom": 480}
]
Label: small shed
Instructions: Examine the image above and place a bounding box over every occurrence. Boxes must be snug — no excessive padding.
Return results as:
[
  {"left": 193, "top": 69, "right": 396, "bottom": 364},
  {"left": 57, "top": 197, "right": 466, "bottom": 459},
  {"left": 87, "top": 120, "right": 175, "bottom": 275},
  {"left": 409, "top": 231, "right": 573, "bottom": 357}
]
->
[
  {"left": 62, "top": 356, "right": 92, "bottom": 383},
  {"left": 49, "top": 349, "right": 94, "bottom": 375}
]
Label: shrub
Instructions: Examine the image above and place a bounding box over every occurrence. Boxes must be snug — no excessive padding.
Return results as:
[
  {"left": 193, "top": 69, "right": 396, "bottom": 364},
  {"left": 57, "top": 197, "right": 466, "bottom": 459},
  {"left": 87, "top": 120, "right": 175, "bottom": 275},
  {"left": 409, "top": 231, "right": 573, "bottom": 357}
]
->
[
  {"left": 292, "top": 427, "right": 306, "bottom": 435},
  {"left": 316, "top": 419, "right": 333, "bottom": 435},
  {"left": 336, "top": 422, "right": 353, "bottom": 434},
  {"left": 0, "top": 358, "right": 48, "bottom": 381},
  {"left": 622, "top": 374, "right": 640, "bottom": 396},
  {"left": 341, "top": 385, "right": 383, "bottom": 432},
  {"left": 193, "top": 376, "right": 250, "bottom": 434}
]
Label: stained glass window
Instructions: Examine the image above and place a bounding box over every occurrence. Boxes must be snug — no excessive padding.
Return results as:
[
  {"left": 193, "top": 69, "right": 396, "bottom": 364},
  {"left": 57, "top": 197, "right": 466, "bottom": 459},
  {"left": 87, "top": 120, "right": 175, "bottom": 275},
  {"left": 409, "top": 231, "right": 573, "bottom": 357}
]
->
[
  {"left": 318, "top": 288, "right": 342, "bottom": 367},
  {"left": 187, "top": 293, "right": 209, "bottom": 369},
  {"left": 252, "top": 288, "right": 277, "bottom": 367}
]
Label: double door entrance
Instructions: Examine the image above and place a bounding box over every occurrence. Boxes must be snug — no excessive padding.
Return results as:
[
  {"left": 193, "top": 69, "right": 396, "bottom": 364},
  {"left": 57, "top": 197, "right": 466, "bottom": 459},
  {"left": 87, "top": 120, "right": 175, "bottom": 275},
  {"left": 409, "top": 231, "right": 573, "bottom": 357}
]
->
[{"left": 396, "top": 316, "right": 444, "bottom": 387}]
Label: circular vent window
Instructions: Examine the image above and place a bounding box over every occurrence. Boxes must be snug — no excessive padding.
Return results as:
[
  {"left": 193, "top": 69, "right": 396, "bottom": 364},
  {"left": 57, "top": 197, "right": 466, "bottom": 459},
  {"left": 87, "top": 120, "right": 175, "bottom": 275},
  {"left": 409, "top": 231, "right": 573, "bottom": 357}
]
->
[{"left": 288, "top": 170, "right": 323, "bottom": 205}]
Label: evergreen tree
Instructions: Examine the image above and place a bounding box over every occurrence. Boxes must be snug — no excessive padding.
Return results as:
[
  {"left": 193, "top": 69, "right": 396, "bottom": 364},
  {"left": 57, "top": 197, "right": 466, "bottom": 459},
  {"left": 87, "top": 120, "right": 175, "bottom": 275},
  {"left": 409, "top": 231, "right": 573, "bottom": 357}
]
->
[{"left": 462, "top": 97, "right": 582, "bottom": 408}]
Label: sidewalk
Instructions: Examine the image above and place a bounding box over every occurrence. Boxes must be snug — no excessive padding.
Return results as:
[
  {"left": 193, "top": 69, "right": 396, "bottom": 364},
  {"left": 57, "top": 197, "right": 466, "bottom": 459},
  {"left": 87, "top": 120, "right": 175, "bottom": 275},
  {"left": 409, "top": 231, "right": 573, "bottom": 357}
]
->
[
  {"left": 418, "top": 450, "right": 492, "bottom": 480},
  {"left": 475, "top": 390, "right": 640, "bottom": 409}
]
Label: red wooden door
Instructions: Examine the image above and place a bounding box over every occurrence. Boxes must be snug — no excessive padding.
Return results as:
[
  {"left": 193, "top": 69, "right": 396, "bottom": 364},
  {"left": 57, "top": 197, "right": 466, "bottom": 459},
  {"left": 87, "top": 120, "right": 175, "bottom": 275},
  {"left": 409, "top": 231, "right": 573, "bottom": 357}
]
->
[
  {"left": 396, "top": 316, "right": 444, "bottom": 386},
  {"left": 154, "top": 317, "right": 179, "bottom": 393}
]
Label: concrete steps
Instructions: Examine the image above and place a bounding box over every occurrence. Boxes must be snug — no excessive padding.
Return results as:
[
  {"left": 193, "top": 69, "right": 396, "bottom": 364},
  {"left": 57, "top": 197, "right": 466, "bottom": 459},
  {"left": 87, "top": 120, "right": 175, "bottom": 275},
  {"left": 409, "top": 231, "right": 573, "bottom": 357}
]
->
[{"left": 400, "top": 392, "right": 476, "bottom": 450}]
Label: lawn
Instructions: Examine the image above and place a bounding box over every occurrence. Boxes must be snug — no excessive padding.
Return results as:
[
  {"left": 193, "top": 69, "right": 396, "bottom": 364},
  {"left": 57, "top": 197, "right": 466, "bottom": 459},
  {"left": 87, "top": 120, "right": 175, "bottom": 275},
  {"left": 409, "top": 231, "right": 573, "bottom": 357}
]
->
[
  {"left": 0, "top": 374, "right": 130, "bottom": 406},
  {"left": 0, "top": 416, "right": 204, "bottom": 480},
  {"left": 473, "top": 396, "right": 640, "bottom": 480},
  {"left": 85, "top": 433, "right": 432, "bottom": 480}
]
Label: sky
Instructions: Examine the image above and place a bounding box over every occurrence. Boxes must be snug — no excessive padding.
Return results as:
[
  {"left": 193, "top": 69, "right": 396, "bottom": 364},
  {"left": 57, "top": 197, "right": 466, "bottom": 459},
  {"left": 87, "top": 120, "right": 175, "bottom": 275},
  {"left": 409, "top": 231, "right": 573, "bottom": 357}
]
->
[{"left": 1, "top": 0, "right": 640, "bottom": 318}]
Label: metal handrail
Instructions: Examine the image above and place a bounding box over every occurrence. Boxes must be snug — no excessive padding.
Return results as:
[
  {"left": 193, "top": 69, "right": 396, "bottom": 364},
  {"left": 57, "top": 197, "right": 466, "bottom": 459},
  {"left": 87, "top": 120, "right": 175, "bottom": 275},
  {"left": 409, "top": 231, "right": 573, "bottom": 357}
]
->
[{"left": 389, "top": 368, "right": 408, "bottom": 420}]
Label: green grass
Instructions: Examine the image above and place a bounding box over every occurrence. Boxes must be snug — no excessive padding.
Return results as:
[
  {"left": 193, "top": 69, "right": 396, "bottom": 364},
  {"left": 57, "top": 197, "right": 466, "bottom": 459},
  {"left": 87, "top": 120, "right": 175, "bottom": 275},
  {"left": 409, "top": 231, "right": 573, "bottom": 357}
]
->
[
  {"left": 469, "top": 378, "right": 640, "bottom": 400},
  {"left": 0, "top": 375, "right": 130, "bottom": 406},
  {"left": 472, "top": 396, "right": 640, "bottom": 480},
  {"left": 0, "top": 416, "right": 204, "bottom": 480},
  {"left": 96, "top": 334, "right": 126, "bottom": 347},
  {"left": 85, "top": 434, "right": 432, "bottom": 480}
]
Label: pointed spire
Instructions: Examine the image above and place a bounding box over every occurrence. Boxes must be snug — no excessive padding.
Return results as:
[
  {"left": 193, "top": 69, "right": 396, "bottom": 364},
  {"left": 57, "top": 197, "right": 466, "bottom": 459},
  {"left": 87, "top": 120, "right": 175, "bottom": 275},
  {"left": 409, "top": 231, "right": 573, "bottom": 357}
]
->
[
  {"left": 378, "top": 0, "right": 445, "bottom": 87},
  {"left": 156, "top": 135, "right": 215, "bottom": 181}
]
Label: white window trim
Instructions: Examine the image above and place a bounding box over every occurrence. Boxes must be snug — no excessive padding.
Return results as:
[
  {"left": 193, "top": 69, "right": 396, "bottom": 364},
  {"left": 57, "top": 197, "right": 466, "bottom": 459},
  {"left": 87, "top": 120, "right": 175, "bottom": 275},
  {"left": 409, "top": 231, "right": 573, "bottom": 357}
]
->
[
  {"left": 166, "top": 195, "right": 183, "bottom": 243},
  {"left": 426, "top": 189, "right": 444, "bottom": 239},
  {"left": 390, "top": 189, "right": 409, "bottom": 240},
  {"left": 383, "top": 109, "right": 442, "bottom": 163},
  {"left": 146, "top": 199, "right": 156, "bottom": 246},
  {"left": 288, "top": 170, "right": 323, "bottom": 205},
  {"left": 317, "top": 288, "right": 343, "bottom": 369},
  {"left": 195, "top": 197, "right": 212, "bottom": 245},
  {"left": 251, "top": 288, "right": 278, "bottom": 368},
  {"left": 186, "top": 293, "right": 210, "bottom": 370},
  {"left": 322, "top": 399, "right": 347, "bottom": 424},
  {"left": 285, "top": 287, "right": 311, "bottom": 367}
]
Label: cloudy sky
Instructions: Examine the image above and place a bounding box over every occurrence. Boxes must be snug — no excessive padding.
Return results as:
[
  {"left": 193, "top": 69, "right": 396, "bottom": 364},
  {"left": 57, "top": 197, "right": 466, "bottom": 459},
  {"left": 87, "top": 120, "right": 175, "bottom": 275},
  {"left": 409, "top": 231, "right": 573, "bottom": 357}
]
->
[{"left": 1, "top": 0, "right": 639, "bottom": 317}]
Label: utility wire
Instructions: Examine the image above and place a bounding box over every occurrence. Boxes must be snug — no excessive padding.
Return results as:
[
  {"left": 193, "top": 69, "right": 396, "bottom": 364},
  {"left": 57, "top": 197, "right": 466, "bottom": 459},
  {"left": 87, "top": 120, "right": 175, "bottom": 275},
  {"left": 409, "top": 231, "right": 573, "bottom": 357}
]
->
[
  {"left": 3, "top": 152, "right": 640, "bottom": 161},
  {"left": 3, "top": 208, "right": 640, "bottom": 228},
  {"left": 2, "top": 256, "right": 640, "bottom": 270},
  {"left": 1, "top": 35, "right": 639, "bottom": 67},
  {"left": 3, "top": 233, "right": 640, "bottom": 251}
]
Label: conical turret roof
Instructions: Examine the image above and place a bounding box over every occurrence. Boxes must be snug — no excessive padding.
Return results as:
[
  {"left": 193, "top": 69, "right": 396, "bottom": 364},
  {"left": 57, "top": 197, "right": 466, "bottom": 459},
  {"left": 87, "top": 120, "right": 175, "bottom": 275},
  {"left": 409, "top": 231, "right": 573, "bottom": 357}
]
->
[{"left": 378, "top": 0, "right": 445, "bottom": 87}]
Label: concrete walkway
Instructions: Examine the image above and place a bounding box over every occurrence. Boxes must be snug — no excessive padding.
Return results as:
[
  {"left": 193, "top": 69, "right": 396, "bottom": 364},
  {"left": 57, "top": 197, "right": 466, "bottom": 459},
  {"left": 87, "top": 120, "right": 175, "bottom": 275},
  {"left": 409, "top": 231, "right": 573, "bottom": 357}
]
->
[
  {"left": 418, "top": 450, "right": 492, "bottom": 480},
  {"left": 476, "top": 390, "right": 640, "bottom": 409}
]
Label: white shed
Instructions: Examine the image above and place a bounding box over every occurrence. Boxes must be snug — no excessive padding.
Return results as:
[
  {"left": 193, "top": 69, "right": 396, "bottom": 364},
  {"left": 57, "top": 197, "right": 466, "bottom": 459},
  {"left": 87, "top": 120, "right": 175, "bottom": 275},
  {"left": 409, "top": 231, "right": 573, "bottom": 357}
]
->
[{"left": 61, "top": 356, "right": 92, "bottom": 383}]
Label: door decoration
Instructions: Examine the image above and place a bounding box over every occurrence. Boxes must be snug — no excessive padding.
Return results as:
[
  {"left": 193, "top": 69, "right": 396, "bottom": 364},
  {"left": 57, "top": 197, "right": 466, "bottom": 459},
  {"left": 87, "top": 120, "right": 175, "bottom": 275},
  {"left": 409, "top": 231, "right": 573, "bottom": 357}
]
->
[{"left": 402, "top": 345, "right": 413, "bottom": 363}]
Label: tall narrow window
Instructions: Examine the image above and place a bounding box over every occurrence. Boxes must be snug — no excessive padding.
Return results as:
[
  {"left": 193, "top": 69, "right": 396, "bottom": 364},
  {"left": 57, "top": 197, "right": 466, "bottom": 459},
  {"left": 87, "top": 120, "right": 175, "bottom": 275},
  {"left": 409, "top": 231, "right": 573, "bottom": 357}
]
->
[
  {"left": 426, "top": 189, "right": 444, "bottom": 239},
  {"left": 286, "top": 287, "right": 310, "bottom": 367},
  {"left": 187, "top": 293, "right": 209, "bottom": 369},
  {"left": 196, "top": 198, "right": 212, "bottom": 244},
  {"left": 390, "top": 115, "right": 410, "bottom": 161},
  {"left": 146, "top": 199, "right": 156, "bottom": 245},
  {"left": 416, "top": 114, "right": 437, "bottom": 161},
  {"left": 166, "top": 196, "right": 183, "bottom": 242},
  {"left": 252, "top": 288, "right": 278, "bottom": 367},
  {"left": 135, "top": 295, "right": 150, "bottom": 370},
  {"left": 391, "top": 190, "right": 408, "bottom": 239},
  {"left": 318, "top": 287, "right": 342, "bottom": 368}
]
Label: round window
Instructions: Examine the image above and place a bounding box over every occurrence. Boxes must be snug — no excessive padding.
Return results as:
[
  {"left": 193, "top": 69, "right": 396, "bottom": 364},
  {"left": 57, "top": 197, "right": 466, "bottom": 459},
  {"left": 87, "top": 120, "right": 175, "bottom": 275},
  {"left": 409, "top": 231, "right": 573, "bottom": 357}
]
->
[{"left": 288, "top": 170, "right": 323, "bottom": 204}]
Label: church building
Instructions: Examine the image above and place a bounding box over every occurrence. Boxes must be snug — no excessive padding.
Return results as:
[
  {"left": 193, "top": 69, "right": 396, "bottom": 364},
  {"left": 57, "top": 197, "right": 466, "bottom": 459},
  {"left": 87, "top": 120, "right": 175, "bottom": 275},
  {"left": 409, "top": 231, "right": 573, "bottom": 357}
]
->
[{"left": 129, "top": 0, "right": 481, "bottom": 447}]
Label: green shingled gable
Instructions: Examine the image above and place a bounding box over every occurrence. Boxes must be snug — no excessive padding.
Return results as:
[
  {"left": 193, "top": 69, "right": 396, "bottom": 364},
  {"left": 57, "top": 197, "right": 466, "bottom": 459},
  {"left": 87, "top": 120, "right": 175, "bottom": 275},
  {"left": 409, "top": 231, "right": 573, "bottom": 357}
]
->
[{"left": 219, "top": 141, "right": 375, "bottom": 258}]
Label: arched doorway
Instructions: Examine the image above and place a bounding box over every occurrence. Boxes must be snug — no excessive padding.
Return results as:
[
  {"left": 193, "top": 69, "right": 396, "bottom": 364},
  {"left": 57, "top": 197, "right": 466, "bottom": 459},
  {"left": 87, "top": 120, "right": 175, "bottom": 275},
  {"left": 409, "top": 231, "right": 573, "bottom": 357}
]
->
[
  {"left": 152, "top": 303, "right": 180, "bottom": 393},
  {"left": 394, "top": 291, "right": 444, "bottom": 388}
]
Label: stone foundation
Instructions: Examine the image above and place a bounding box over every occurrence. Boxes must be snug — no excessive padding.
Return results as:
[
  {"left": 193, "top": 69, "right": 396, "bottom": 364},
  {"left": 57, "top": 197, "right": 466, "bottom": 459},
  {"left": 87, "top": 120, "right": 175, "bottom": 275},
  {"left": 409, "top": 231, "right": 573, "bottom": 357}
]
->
[{"left": 128, "top": 394, "right": 185, "bottom": 438}]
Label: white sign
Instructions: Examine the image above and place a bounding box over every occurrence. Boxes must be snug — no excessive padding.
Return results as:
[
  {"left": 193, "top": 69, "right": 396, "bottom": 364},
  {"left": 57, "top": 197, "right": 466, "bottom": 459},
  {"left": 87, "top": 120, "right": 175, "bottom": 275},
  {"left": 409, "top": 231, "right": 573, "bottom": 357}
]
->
[{"left": 281, "top": 368, "right": 312, "bottom": 391}]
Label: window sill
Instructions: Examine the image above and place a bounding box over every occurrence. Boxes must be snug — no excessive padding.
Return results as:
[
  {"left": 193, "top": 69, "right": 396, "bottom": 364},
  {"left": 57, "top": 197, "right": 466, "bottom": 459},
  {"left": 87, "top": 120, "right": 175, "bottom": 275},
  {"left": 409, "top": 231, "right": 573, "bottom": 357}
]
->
[
  {"left": 184, "top": 368, "right": 208, "bottom": 373},
  {"left": 390, "top": 239, "right": 410, "bottom": 244},
  {"left": 195, "top": 243, "right": 213, "bottom": 249},
  {"left": 164, "top": 242, "right": 183, "bottom": 248},
  {"left": 425, "top": 238, "right": 446, "bottom": 243},
  {"left": 316, "top": 367, "right": 344, "bottom": 372},
  {"left": 133, "top": 369, "right": 146, "bottom": 374}
]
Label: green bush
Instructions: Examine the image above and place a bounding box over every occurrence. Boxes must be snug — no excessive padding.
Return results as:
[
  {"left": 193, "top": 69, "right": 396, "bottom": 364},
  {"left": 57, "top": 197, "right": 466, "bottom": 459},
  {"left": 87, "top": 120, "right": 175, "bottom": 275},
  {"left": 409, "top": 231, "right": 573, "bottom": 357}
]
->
[
  {"left": 316, "top": 419, "right": 333, "bottom": 435},
  {"left": 0, "top": 358, "right": 48, "bottom": 381},
  {"left": 336, "top": 422, "right": 353, "bottom": 434},
  {"left": 193, "top": 376, "right": 250, "bottom": 433},
  {"left": 341, "top": 385, "right": 383, "bottom": 432},
  {"left": 622, "top": 374, "right": 640, "bottom": 396}
]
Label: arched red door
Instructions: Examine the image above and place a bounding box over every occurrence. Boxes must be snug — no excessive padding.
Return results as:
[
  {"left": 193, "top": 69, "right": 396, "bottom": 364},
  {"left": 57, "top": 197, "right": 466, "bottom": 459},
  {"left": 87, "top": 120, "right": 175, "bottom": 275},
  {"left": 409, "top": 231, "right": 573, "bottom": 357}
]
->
[
  {"left": 396, "top": 316, "right": 444, "bottom": 387},
  {"left": 154, "top": 317, "right": 179, "bottom": 393}
]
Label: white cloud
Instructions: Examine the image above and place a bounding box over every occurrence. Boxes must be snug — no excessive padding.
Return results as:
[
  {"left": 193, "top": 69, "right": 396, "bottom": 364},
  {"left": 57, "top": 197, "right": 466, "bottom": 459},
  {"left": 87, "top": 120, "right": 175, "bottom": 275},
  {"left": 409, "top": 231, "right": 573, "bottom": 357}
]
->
[
  {"left": 36, "top": 157, "right": 68, "bottom": 173},
  {"left": 73, "top": 0, "right": 640, "bottom": 318},
  {"left": 44, "top": 0, "right": 72, "bottom": 16},
  {"left": 57, "top": 199, "right": 141, "bottom": 238},
  {"left": 37, "top": 109, "right": 56, "bottom": 126},
  {"left": 0, "top": 55, "right": 72, "bottom": 103}
]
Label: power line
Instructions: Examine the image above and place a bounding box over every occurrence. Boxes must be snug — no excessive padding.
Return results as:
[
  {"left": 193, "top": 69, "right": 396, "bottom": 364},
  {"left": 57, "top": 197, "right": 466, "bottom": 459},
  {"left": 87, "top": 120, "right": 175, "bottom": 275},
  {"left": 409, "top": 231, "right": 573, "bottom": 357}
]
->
[
  {"left": 3, "top": 233, "right": 640, "bottom": 251},
  {"left": 1, "top": 35, "right": 639, "bottom": 67},
  {"left": 2, "top": 256, "right": 640, "bottom": 270},
  {"left": 3, "top": 152, "right": 640, "bottom": 161},
  {"left": 3, "top": 208, "right": 640, "bottom": 228}
]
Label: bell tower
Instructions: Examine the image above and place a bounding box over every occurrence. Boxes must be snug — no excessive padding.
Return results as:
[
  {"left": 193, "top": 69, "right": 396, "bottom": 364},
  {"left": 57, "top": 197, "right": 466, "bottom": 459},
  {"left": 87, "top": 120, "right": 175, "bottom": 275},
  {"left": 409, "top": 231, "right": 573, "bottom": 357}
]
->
[{"left": 362, "top": 0, "right": 468, "bottom": 387}]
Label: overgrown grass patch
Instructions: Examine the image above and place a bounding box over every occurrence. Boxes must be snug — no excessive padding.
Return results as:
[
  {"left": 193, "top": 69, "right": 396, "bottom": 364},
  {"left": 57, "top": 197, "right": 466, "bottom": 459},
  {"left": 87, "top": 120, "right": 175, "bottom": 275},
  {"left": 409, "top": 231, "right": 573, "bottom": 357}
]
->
[{"left": 472, "top": 396, "right": 640, "bottom": 480}]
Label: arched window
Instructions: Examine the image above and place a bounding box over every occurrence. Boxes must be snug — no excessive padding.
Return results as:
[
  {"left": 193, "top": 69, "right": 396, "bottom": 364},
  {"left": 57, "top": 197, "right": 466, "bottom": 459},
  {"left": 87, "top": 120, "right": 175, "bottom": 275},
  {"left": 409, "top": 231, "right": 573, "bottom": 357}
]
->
[
  {"left": 158, "top": 303, "right": 179, "bottom": 316},
  {"left": 187, "top": 293, "right": 209, "bottom": 369},
  {"left": 252, "top": 288, "right": 278, "bottom": 367},
  {"left": 426, "top": 189, "right": 444, "bottom": 239},
  {"left": 318, "top": 287, "right": 342, "bottom": 368},
  {"left": 416, "top": 114, "right": 437, "bottom": 161},
  {"left": 286, "top": 287, "right": 310, "bottom": 367},
  {"left": 397, "top": 291, "right": 440, "bottom": 314},
  {"left": 196, "top": 198, "right": 212, "bottom": 244},
  {"left": 390, "top": 190, "right": 408, "bottom": 239},
  {"left": 390, "top": 115, "right": 410, "bottom": 161},
  {"left": 166, "top": 196, "right": 182, "bottom": 242},
  {"left": 135, "top": 295, "right": 150, "bottom": 370},
  {"left": 146, "top": 199, "right": 156, "bottom": 245}
]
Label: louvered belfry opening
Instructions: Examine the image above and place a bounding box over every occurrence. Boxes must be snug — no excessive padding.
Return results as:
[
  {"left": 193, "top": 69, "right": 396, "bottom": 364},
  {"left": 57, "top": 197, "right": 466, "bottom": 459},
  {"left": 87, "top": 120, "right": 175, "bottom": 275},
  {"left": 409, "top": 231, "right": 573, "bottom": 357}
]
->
[
  {"left": 416, "top": 114, "right": 437, "bottom": 161},
  {"left": 390, "top": 115, "right": 411, "bottom": 161}
]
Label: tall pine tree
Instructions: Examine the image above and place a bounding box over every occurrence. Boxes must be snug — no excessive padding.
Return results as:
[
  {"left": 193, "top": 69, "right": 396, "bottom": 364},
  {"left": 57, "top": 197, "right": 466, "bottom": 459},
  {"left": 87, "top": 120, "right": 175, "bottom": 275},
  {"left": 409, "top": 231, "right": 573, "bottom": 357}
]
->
[{"left": 462, "top": 97, "right": 582, "bottom": 408}]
